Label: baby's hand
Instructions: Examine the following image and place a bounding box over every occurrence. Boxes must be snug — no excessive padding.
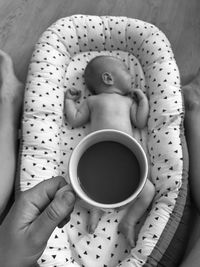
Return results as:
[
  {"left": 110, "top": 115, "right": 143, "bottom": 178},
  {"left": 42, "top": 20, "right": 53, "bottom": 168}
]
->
[
  {"left": 65, "top": 88, "right": 81, "bottom": 101},
  {"left": 130, "top": 89, "right": 146, "bottom": 103}
]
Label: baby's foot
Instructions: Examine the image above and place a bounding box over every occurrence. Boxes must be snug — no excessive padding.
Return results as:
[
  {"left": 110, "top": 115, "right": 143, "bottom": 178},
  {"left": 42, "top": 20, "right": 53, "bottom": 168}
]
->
[
  {"left": 182, "top": 68, "right": 200, "bottom": 112},
  {"left": 0, "top": 50, "right": 24, "bottom": 126},
  {"left": 118, "top": 218, "right": 136, "bottom": 247},
  {"left": 87, "top": 207, "right": 103, "bottom": 234}
]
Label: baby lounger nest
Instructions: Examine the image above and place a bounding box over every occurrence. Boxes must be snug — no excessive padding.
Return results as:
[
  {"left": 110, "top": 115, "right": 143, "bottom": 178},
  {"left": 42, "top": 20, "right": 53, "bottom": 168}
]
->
[{"left": 18, "top": 15, "right": 191, "bottom": 266}]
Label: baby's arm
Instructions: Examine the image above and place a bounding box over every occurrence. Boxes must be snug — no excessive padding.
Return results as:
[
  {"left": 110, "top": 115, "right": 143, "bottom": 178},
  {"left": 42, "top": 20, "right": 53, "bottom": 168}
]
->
[
  {"left": 118, "top": 179, "right": 155, "bottom": 247},
  {"left": 65, "top": 88, "right": 90, "bottom": 128},
  {"left": 130, "top": 89, "right": 149, "bottom": 129}
]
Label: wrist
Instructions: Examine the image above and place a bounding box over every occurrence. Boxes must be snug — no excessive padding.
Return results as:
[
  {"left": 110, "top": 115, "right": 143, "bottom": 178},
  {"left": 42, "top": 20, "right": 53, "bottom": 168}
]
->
[
  {"left": 0, "top": 107, "right": 20, "bottom": 129},
  {"left": 2, "top": 258, "right": 37, "bottom": 267},
  {"left": 0, "top": 249, "right": 37, "bottom": 267}
]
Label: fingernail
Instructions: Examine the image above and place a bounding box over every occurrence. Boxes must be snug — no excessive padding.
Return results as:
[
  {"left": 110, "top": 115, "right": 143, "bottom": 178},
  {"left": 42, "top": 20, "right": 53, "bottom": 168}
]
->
[{"left": 64, "top": 191, "right": 75, "bottom": 205}]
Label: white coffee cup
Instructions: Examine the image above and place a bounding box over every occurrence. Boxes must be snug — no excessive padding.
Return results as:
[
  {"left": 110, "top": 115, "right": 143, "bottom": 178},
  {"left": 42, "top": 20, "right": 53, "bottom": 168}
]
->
[{"left": 68, "top": 129, "right": 148, "bottom": 209}]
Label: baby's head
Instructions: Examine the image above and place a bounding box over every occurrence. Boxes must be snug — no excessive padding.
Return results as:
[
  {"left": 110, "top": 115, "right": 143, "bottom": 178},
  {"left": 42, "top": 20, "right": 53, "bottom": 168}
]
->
[{"left": 84, "top": 55, "right": 132, "bottom": 95}]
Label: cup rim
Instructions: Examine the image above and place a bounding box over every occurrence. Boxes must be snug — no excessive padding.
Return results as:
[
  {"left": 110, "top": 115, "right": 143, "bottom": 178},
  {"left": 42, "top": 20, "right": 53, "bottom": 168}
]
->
[{"left": 68, "top": 129, "right": 148, "bottom": 209}]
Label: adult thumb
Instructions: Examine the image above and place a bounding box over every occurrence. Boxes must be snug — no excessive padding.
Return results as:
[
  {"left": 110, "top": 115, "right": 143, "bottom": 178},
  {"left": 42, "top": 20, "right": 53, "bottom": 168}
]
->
[{"left": 31, "top": 185, "right": 76, "bottom": 244}]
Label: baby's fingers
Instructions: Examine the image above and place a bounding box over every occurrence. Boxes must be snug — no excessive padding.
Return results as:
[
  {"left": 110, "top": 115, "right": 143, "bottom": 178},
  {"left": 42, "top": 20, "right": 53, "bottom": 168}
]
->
[
  {"left": 69, "top": 88, "right": 81, "bottom": 97},
  {"left": 65, "top": 88, "right": 81, "bottom": 100},
  {"left": 132, "top": 89, "right": 145, "bottom": 101}
]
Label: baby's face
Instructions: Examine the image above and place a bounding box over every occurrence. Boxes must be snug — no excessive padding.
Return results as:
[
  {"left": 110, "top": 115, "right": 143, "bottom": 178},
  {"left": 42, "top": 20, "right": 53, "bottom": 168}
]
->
[{"left": 105, "top": 58, "right": 132, "bottom": 94}]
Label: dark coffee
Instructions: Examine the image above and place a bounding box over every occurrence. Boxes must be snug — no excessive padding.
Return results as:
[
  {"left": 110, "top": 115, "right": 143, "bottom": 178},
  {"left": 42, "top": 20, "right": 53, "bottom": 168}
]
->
[{"left": 77, "top": 141, "right": 140, "bottom": 204}]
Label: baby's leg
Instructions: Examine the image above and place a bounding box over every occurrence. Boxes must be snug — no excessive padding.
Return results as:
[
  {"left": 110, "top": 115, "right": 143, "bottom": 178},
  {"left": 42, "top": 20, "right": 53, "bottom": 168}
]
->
[
  {"left": 118, "top": 179, "right": 155, "bottom": 247},
  {"left": 182, "top": 68, "right": 200, "bottom": 212},
  {"left": 0, "top": 50, "right": 24, "bottom": 215},
  {"left": 118, "top": 204, "right": 137, "bottom": 247}
]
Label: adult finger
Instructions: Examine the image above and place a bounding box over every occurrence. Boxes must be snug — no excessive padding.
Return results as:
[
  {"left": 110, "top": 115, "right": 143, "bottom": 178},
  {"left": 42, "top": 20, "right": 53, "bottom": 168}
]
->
[
  {"left": 23, "top": 176, "right": 67, "bottom": 213},
  {"left": 58, "top": 213, "right": 72, "bottom": 228},
  {"left": 30, "top": 184, "right": 76, "bottom": 244}
]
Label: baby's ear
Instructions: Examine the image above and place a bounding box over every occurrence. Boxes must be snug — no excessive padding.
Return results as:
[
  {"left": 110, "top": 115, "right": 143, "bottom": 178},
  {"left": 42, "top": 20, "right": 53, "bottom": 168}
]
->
[{"left": 101, "top": 72, "right": 114, "bottom": 85}]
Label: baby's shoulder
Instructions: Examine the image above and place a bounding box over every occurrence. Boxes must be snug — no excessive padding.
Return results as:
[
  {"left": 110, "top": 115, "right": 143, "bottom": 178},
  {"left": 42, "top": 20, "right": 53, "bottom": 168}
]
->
[
  {"left": 87, "top": 94, "right": 105, "bottom": 103},
  {"left": 87, "top": 94, "right": 97, "bottom": 103},
  {"left": 87, "top": 94, "right": 111, "bottom": 110},
  {"left": 87, "top": 94, "right": 99, "bottom": 108}
]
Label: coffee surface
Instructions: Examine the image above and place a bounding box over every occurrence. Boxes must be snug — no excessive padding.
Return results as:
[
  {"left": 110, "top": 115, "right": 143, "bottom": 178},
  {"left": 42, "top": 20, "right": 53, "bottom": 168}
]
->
[{"left": 77, "top": 141, "right": 140, "bottom": 204}]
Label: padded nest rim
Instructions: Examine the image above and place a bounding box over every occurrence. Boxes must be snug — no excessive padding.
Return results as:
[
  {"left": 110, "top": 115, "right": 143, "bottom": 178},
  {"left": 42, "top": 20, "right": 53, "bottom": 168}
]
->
[{"left": 19, "top": 15, "right": 190, "bottom": 267}]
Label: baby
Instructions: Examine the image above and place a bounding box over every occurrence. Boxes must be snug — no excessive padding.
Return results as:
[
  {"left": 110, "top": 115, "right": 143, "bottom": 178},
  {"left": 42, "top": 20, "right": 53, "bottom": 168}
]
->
[{"left": 65, "top": 55, "right": 155, "bottom": 247}]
